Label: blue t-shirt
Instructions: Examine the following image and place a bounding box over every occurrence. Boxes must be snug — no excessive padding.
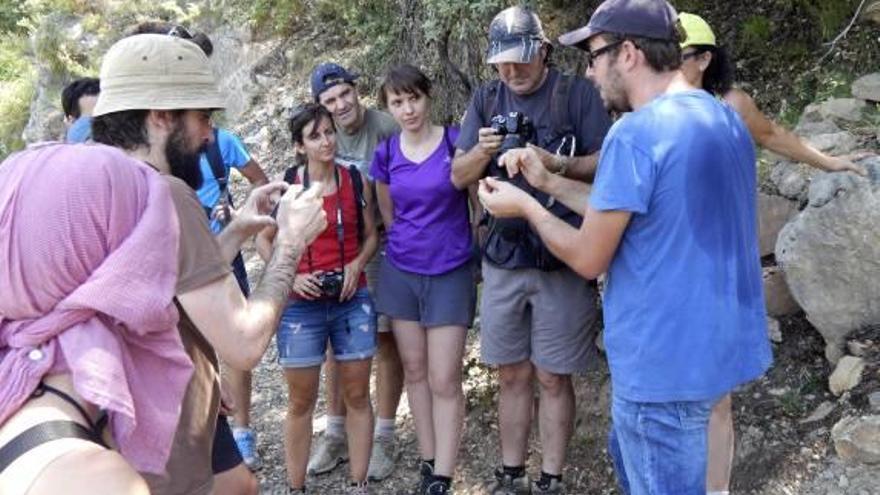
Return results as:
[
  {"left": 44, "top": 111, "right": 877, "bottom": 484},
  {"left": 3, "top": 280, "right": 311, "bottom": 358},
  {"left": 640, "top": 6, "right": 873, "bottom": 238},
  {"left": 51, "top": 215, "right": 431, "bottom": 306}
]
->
[
  {"left": 590, "top": 90, "right": 772, "bottom": 403},
  {"left": 66, "top": 116, "right": 92, "bottom": 143},
  {"left": 196, "top": 128, "right": 252, "bottom": 233}
]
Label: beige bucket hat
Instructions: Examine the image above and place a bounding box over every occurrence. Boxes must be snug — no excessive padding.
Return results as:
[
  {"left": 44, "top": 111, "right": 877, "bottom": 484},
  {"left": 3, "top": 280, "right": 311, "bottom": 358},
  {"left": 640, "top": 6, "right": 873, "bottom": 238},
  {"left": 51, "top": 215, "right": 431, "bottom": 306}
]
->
[{"left": 93, "top": 34, "right": 226, "bottom": 117}]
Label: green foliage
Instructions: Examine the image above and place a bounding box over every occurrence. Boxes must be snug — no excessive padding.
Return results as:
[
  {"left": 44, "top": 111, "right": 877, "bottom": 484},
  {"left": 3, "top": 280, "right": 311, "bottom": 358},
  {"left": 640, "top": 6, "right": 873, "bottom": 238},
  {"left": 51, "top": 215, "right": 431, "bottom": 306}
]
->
[
  {"left": 0, "top": 0, "right": 29, "bottom": 35},
  {"left": 0, "top": 73, "right": 35, "bottom": 160},
  {"left": 801, "top": 0, "right": 854, "bottom": 40},
  {"left": 740, "top": 15, "right": 773, "bottom": 50}
]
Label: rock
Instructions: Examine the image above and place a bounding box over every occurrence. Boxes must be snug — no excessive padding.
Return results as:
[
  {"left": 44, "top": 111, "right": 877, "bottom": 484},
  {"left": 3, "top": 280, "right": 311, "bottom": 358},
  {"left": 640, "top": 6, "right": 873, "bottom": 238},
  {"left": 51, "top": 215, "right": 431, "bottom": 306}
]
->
[
  {"left": 776, "top": 159, "right": 880, "bottom": 359},
  {"left": 852, "top": 73, "right": 880, "bottom": 102},
  {"left": 831, "top": 415, "right": 880, "bottom": 464},
  {"left": 865, "top": 1, "right": 880, "bottom": 25},
  {"left": 757, "top": 193, "right": 798, "bottom": 256},
  {"left": 764, "top": 266, "right": 800, "bottom": 317},
  {"left": 802, "top": 98, "right": 867, "bottom": 123},
  {"left": 847, "top": 341, "right": 869, "bottom": 357},
  {"left": 766, "top": 316, "right": 783, "bottom": 343},
  {"left": 801, "top": 401, "right": 836, "bottom": 424},
  {"left": 804, "top": 132, "right": 859, "bottom": 156},
  {"left": 769, "top": 161, "right": 815, "bottom": 202},
  {"left": 869, "top": 392, "right": 880, "bottom": 412},
  {"left": 794, "top": 119, "right": 841, "bottom": 137},
  {"left": 829, "top": 356, "right": 866, "bottom": 396}
]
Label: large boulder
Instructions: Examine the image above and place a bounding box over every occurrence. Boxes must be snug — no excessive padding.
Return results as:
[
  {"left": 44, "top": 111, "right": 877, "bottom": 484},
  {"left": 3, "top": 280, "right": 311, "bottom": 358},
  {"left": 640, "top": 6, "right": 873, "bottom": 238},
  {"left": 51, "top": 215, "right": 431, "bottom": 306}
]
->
[
  {"left": 802, "top": 98, "right": 867, "bottom": 124},
  {"left": 767, "top": 131, "right": 858, "bottom": 202},
  {"left": 775, "top": 158, "right": 880, "bottom": 362},
  {"left": 852, "top": 73, "right": 880, "bottom": 102},
  {"left": 832, "top": 415, "right": 880, "bottom": 464}
]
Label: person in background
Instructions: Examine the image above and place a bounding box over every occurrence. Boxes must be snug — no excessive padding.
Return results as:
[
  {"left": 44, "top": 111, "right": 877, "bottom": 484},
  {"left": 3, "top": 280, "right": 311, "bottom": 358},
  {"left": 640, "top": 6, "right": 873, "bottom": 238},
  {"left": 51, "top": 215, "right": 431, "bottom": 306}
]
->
[
  {"left": 371, "top": 64, "right": 476, "bottom": 495},
  {"left": 310, "top": 62, "right": 403, "bottom": 482},
  {"left": 257, "top": 102, "right": 379, "bottom": 495},
  {"left": 677, "top": 12, "right": 866, "bottom": 495},
  {"left": 61, "top": 77, "right": 100, "bottom": 143}
]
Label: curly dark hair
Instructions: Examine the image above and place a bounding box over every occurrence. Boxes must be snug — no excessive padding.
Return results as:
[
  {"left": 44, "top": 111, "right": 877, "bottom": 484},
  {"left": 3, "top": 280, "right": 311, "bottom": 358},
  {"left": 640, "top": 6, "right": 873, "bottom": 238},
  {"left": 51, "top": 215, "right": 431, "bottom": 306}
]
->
[
  {"left": 92, "top": 110, "right": 151, "bottom": 150},
  {"left": 61, "top": 78, "right": 100, "bottom": 119}
]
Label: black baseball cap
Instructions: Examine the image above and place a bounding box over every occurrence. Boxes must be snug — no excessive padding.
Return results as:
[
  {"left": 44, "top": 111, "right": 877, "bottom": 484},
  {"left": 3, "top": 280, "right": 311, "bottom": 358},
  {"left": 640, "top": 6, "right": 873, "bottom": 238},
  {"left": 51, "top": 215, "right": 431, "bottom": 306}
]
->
[
  {"left": 558, "top": 0, "right": 678, "bottom": 49},
  {"left": 486, "top": 6, "right": 550, "bottom": 64},
  {"left": 310, "top": 63, "right": 359, "bottom": 101}
]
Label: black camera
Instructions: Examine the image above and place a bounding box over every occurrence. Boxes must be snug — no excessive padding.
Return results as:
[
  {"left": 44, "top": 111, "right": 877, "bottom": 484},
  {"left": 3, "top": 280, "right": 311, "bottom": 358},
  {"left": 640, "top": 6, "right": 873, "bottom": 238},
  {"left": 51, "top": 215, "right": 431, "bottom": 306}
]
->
[
  {"left": 318, "top": 271, "right": 344, "bottom": 299},
  {"left": 490, "top": 112, "right": 537, "bottom": 156}
]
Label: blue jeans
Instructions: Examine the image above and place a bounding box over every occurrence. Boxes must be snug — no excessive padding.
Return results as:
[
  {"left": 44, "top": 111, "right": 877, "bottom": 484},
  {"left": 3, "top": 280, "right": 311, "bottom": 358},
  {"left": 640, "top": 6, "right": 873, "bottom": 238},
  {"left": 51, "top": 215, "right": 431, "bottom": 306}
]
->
[
  {"left": 276, "top": 288, "right": 377, "bottom": 368},
  {"left": 608, "top": 394, "right": 717, "bottom": 495}
]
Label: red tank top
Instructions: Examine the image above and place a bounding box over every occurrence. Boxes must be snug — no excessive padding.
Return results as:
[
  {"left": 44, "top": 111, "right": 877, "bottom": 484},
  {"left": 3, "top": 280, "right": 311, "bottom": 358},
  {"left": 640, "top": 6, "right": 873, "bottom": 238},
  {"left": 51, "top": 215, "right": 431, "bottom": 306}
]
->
[{"left": 289, "top": 165, "right": 365, "bottom": 283}]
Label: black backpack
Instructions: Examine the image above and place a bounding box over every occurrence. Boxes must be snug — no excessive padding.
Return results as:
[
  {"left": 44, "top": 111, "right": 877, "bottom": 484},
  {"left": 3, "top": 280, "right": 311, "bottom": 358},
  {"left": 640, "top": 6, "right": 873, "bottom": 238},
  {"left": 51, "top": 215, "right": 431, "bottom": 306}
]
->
[
  {"left": 283, "top": 163, "right": 367, "bottom": 244},
  {"left": 479, "top": 73, "right": 579, "bottom": 271},
  {"left": 203, "top": 128, "right": 235, "bottom": 216}
]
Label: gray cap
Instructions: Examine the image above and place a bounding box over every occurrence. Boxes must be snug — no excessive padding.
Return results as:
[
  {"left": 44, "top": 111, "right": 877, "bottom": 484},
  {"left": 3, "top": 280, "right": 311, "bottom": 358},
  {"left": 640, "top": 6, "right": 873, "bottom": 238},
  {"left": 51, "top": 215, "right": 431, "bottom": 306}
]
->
[
  {"left": 486, "top": 6, "right": 549, "bottom": 64},
  {"left": 559, "top": 0, "right": 679, "bottom": 49}
]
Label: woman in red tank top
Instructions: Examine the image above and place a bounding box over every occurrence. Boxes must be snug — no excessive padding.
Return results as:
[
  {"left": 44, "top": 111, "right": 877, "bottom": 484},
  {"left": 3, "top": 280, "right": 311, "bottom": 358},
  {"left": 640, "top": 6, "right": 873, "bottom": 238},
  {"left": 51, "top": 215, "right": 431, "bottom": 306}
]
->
[{"left": 257, "top": 103, "right": 378, "bottom": 494}]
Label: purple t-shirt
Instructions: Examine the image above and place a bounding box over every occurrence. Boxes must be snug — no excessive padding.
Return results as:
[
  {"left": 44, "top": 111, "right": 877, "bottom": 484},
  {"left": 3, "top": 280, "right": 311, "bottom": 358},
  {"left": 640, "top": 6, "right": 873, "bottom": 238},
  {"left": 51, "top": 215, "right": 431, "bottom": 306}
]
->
[{"left": 370, "top": 127, "right": 471, "bottom": 275}]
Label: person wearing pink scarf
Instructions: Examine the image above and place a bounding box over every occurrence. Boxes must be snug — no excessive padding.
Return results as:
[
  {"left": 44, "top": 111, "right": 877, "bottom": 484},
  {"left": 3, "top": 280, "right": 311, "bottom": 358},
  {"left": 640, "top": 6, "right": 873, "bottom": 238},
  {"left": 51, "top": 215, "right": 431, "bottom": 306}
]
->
[{"left": 0, "top": 142, "right": 193, "bottom": 494}]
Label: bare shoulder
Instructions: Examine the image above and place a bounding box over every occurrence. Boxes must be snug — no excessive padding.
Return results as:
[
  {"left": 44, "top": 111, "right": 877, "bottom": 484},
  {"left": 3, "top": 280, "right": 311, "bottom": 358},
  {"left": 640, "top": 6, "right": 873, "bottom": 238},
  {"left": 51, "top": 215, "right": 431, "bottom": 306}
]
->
[
  {"left": 29, "top": 447, "right": 149, "bottom": 495},
  {"left": 722, "top": 87, "right": 759, "bottom": 117}
]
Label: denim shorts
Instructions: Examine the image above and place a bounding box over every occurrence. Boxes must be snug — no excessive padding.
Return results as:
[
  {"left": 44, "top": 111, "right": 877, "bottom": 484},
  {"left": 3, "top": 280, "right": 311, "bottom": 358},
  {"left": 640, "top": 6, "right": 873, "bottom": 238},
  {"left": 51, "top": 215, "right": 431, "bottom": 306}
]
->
[
  {"left": 608, "top": 394, "right": 719, "bottom": 495},
  {"left": 276, "top": 288, "right": 377, "bottom": 368}
]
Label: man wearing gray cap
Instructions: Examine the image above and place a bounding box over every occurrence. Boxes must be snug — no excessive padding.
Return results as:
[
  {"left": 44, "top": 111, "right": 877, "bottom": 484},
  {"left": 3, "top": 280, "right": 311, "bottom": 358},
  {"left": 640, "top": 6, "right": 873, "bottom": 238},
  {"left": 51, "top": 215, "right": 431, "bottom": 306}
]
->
[
  {"left": 91, "top": 33, "right": 327, "bottom": 495},
  {"left": 478, "top": 1, "right": 772, "bottom": 494},
  {"left": 451, "top": 5, "right": 611, "bottom": 494}
]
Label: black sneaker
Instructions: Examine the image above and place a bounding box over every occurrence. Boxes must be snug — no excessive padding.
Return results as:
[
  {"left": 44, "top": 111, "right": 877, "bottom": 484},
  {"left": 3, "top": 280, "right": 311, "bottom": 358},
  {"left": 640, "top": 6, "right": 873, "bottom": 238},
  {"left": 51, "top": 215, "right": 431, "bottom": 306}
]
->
[
  {"left": 412, "top": 460, "right": 434, "bottom": 494},
  {"left": 425, "top": 479, "right": 452, "bottom": 494},
  {"left": 488, "top": 467, "right": 531, "bottom": 495}
]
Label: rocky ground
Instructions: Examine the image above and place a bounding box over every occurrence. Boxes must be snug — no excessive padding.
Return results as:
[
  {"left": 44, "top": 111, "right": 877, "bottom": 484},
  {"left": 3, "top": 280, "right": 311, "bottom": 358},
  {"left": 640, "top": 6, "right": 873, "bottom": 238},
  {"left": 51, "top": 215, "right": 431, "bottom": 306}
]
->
[{"left": 231, "top": 303, "right": 879, "bottom": 494}]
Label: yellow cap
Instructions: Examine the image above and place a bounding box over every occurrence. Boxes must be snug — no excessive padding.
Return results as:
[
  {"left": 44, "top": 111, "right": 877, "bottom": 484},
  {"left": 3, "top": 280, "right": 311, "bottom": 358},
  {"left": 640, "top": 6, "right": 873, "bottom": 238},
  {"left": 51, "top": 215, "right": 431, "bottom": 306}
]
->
[{"left": 679, "top": 12, "right": 716, "bottom": 49}]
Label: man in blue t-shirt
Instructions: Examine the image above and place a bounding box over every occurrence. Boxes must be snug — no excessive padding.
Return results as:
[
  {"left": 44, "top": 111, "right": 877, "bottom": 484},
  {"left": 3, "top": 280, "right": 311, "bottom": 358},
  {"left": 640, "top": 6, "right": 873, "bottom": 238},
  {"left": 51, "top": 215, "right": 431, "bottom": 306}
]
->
[
  {"left": 197, "top": 126, "right": 268, "bottom": 472},
  {"left": 452, "top": 6, "right": 612, "bottom": 494},
  {"left": 61, "top": 77, "right": 100, "bottom": 143},
  {"left": 477, "top": 1, "right": 772, "bottom": 493}
]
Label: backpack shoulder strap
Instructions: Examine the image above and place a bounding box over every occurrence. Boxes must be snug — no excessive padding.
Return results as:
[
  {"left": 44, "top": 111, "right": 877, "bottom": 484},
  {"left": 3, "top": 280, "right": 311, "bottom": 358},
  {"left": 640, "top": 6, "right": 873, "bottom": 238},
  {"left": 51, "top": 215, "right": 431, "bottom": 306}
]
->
[
  {"left": 282, "top": 165, "right": 301, "bottom": 185},
  {"left": 346, "top": 165, "right": 366, "bottom": 244},
  {"left": 549, "top": 73, "right": 575, "bottom": 139},
  {"left": 481, "top": 80, "right": 503, "bottom": 123},
  {"left": 205, "top": 128, "right": 227, "bottom": 189}
]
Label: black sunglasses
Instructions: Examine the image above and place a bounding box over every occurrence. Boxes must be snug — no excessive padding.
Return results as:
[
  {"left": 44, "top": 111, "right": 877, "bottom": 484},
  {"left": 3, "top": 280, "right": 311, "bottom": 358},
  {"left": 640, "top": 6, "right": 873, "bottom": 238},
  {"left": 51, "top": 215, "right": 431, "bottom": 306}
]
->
[{"left": 586, "top": 40, "right": 624, "bottom": 68}]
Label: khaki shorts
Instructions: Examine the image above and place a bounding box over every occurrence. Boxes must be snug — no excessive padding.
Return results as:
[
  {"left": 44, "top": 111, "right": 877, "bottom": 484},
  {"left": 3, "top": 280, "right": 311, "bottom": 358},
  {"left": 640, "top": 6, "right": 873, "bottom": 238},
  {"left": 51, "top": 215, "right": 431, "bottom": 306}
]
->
[{"left": 479, "top": 261, "right": 600, "bottom": 375}]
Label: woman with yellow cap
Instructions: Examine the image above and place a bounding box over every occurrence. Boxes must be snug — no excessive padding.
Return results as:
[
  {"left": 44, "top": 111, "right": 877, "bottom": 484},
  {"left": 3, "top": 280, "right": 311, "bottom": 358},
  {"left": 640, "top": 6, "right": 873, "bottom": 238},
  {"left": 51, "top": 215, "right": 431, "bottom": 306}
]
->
[
  {"left": 679, "top": 12, "right": 866, "bottom": 176},
  {"left": 678, "top": 13, "right": 867, "bottom": 495}
]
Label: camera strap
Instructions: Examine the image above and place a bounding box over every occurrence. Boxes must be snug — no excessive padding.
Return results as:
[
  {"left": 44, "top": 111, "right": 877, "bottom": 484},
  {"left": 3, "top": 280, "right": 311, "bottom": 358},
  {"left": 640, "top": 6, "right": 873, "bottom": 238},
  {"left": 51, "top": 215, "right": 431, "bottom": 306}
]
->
[{"left": 303, "top": 164, "right": 346, "bottom": 274}]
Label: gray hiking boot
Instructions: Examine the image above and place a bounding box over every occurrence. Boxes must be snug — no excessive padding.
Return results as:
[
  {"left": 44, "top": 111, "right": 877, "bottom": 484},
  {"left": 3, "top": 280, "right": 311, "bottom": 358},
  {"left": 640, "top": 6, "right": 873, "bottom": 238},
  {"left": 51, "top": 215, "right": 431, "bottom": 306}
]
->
[
  {"left": 531, "top": 478, "right": 564, "bottom": 494},
  {"left": 488, "top": 468, "right": 531, "bottom": 495},
  {"left": 367, "top": 435, "right": 398, "bottom": 481},
  {"left": 307, "top": 433, "right": 348, "bottom": 475}
]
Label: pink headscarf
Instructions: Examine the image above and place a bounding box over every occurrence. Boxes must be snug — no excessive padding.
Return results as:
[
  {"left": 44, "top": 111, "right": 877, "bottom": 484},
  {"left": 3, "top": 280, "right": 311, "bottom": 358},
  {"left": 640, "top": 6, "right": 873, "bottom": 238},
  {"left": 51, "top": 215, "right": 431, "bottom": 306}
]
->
[{"left": 0, "top": 143, "right": 193, "bottom": 474}]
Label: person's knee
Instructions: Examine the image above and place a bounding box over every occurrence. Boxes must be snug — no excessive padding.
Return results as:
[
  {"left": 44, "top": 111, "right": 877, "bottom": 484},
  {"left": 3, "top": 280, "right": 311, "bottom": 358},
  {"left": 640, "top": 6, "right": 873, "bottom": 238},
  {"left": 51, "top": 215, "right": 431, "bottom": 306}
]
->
[
  {"left": 402, "top": 359, "right": 428, "bottom": 385},
  {"left": 498, "top": 361, "right": 533, "bottom": 390},
  {"left": 342, "top": 382, "right": 371, "bottom": 410},
  {"left": 535, "top": 368, "right": 570, "bottom": 397},
  {"left": 428, "top": 369, "right": 462, "bottom": 400},
  {"left": 288, "top": 391, "right": 317, "bottom": 416}
]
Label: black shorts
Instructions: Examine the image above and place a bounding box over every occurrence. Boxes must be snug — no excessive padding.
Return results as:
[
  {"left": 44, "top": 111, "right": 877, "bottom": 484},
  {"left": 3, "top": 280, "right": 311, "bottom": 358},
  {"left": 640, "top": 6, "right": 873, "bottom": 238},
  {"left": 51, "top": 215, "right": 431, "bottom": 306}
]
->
[{"left": 212, "top": 415, "right": 243, "bottom": 474}]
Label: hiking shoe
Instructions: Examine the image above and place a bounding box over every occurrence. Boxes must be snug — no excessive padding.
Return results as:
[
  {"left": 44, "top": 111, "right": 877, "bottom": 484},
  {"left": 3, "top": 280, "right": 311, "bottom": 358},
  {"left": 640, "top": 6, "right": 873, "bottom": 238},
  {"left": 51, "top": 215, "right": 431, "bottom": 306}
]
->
[
  {"left": 410, "top": 460, "right": 434, "bottom": 495},
  {"left": 307, "top": 433, "right": 348, "bottom": 475},
  {"left": 232, "top": 427, "right": 262, "bottom": 471},
  {"left": 367, "top": 435, "right": 398, "bottom": 481},
  {"left": 531, "top": 478, "right": 563, "bottom": 494},
  {"left": 425, "top": 479, "right": 452, "bottom": 494},
  {"left": 347, "top": 480, "right": 370, "bottom": 494},
  {"left": 488, "top": 468, "right": 531, "bottom": 495},
  {"left": 289, "top": 488, "right": 307, "bottom": 494}
]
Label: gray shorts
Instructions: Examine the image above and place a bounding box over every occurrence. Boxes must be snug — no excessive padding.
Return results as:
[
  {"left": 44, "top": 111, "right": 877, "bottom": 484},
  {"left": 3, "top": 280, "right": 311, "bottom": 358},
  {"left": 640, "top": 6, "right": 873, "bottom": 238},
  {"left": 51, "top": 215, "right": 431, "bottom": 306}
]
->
[
  {"left": 479, "top": 261, "right": 600, "bottom": 375},
  {"left": 375, "top": 258, "right": 476, "bottom": 328},
  {"left": 365, "top": 246, "right": 390, "bottom": 333}
]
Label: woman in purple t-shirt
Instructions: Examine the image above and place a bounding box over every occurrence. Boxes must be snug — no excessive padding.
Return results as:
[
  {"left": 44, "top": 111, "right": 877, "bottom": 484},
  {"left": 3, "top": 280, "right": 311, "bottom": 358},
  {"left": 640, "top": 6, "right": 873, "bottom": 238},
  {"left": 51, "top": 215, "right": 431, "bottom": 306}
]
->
[{"left": 370, "top": 65, "right": 477, "bottom": 495}]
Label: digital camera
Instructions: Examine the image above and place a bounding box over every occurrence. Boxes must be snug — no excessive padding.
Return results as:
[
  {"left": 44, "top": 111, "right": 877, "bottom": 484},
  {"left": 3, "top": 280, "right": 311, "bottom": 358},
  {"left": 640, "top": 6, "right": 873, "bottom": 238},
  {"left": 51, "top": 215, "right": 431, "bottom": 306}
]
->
[{"left": 318, "top": 271, "right": 344, "bottom": 299}]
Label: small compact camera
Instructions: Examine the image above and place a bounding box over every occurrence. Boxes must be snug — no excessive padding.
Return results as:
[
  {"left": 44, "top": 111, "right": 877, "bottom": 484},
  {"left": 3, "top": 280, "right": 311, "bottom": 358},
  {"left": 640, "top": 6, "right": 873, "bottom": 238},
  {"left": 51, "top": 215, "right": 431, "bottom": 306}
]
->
[{"left": 318, "top": 271, "right": 344, "bottom": 299}]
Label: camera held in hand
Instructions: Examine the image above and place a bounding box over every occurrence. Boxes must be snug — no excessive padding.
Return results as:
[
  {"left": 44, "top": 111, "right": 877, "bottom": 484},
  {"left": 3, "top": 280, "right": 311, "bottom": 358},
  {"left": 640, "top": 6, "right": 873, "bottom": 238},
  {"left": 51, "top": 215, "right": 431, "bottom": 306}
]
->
[
  {"left": 318, "top": 271, "right": 344, "bottom": 299},
  {"left": 490, "top": 112, "right": 537, "bottom": 171}
]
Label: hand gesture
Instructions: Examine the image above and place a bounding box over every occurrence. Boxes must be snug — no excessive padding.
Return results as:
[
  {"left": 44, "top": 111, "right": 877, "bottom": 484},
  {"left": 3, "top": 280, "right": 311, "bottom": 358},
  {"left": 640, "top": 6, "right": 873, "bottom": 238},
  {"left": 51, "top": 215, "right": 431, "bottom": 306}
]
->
[
  {"left": 498, "top": 146, "right": 551, "bottom": 190},
  {"left": 234, "top": 182, "right": 289, "bottom": 237},
  {"left": 293, "top": 271, "right": 323, "bottom": 300},
  {"left": 825, "top": 153, "right": 870, "bottom": 176},
  {"left": 478, "top": 177, "right": 535, "bottom": 218},
  {"left": 277, "top": 182, "right": 327, "bottom": 246},
  {"left": 476, "top": 127, "right": 503, "bottom": 157},
  {"left": 339, "top": 260, "right": 364, "bottom": 302}
]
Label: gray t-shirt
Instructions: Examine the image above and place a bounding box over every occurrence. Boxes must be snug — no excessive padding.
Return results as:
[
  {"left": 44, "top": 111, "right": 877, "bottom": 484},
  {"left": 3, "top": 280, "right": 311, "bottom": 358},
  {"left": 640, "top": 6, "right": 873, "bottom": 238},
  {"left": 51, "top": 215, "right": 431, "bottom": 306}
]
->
[{"left": 336, "top": 108, "right": 399, "bottom": 179}]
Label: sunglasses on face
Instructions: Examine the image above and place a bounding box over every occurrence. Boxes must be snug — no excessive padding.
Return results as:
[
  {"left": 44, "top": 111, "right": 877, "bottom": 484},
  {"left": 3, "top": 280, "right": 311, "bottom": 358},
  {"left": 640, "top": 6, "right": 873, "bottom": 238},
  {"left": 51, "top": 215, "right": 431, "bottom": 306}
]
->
[{"left": 586, "top": 40, "right": 624, "bottom": 68}]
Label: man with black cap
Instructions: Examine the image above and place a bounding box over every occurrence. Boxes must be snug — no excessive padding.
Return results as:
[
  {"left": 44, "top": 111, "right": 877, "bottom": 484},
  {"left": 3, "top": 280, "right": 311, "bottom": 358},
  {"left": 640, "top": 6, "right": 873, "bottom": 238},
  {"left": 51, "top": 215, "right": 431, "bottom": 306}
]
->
[
  {"left": 477, "top": 1, "right": 772, "bottom": 493},
  {"left": 309, "top": 62, "right": 404, "bottom": 482},
  {"left": 451, "top": 5, "right": 611, "bottom": 494}
]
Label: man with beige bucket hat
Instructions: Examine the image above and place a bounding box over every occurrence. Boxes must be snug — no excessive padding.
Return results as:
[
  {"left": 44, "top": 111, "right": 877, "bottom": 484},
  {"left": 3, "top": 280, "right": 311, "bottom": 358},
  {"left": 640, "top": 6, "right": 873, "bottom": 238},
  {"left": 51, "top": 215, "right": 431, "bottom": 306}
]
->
[{"left": 90, "top": 33, "right": 327, "bottom": 494}]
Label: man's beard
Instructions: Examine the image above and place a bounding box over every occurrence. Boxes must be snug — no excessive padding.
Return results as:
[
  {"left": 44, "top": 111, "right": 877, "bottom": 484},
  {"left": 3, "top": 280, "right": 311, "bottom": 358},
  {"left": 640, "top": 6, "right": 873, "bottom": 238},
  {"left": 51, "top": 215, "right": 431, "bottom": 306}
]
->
[
  {"left": 166, "top": 121, "right": 204, "bottom": 191},
  {"left": 600, "top": 64, "right": 632, "bottom": 114}
]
